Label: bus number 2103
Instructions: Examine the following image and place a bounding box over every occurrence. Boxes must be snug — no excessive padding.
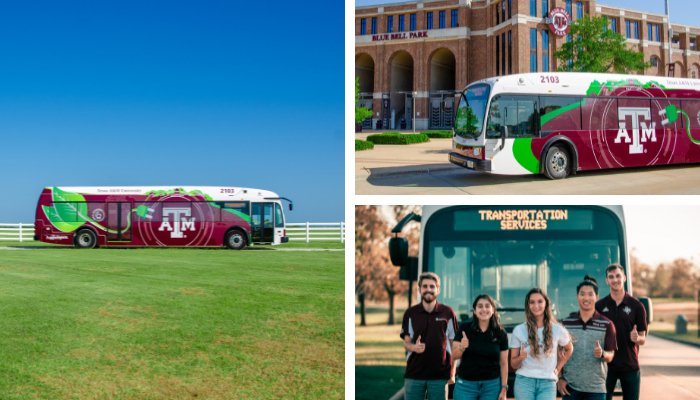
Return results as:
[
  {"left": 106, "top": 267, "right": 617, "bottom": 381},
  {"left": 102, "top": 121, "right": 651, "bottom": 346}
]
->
[{"left": 540, "top": 75, "right": 560, "bottom": 84}]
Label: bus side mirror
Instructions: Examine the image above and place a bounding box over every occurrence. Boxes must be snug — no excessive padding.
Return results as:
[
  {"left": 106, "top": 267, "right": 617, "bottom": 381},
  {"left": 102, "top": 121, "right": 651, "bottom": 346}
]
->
[
  {"left": 639, "top": 296, "right": 653, "bottom": 325},
  {"left": 399, "top": 256, "right": 418, "bottom": 281},
  {"left": 499, "top": 126, "right": 508, "bottom": 150},
  {"left": 389, "top": 236, "right": 408, "bottom": 266}
]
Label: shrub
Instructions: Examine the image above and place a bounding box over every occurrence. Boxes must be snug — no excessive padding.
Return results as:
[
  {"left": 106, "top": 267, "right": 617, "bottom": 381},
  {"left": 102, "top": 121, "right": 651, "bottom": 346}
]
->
[
  {"left": 421, "top": 130, "right": 453, "bottom": 138},
  {"left": 355, "top": 139, "right": 375, "bottom": 151},
  {"left": 366, "top": 132, "right": 430, "bottom": 145}
]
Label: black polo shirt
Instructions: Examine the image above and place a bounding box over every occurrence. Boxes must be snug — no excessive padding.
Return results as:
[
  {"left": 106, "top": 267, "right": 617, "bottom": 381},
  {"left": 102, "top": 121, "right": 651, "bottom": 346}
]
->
[
  {"left": 455, "top": 323, "right": 509, "bottom": 381},
  {"left": 595, "top": 293, "right": 647, "bottom": 372},
  {"left": 400, "top": 301, "right": 458, "bottom": 380}
]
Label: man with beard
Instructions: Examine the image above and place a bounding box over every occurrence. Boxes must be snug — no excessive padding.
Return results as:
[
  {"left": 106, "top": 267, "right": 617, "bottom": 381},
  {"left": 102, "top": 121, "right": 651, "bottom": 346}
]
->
[
  {"left": 400, "top": 272, "right": 458, "bottom": 400},
  {"left": 595, "top": 264, "right": 647, "bottom": 400}
]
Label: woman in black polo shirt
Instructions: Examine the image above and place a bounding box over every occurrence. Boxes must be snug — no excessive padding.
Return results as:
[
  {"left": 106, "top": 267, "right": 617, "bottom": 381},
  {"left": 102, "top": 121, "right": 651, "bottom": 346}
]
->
[{"left": 451, "top": 294, "right": 509, "bottom": 400}]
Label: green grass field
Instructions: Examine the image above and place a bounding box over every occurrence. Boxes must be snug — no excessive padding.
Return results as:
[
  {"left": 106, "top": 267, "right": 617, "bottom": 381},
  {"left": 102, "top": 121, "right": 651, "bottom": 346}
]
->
[
  {"left": 0, "top": 247, "right": 344, "bottom": 399},
  {"left": 355, "top": 303, "right": 408, "bottom": 400}
]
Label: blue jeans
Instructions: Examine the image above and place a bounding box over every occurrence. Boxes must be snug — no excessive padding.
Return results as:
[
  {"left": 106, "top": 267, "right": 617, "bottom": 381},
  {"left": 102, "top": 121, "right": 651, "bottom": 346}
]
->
[
  {"left": 404, "top": 378, "right": 448, "bottom": 400},
  {"left": 514, "top": 375, "right": 556, "bottom": 400},
  {"left": 453, "top": 377, "right": 501, "bottom": 400},
  {"left": 563, "top": 385, "right": 606, "bottom": 400}
]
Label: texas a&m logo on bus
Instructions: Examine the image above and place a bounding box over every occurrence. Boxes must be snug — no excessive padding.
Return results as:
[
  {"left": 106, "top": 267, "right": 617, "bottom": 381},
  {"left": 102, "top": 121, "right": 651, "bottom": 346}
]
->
[
  {"left": 614, "top": 108, "right": 657, "bottom": 154},
  {"left": 136, "top": 192, "right": 216, "bottom": 247}
]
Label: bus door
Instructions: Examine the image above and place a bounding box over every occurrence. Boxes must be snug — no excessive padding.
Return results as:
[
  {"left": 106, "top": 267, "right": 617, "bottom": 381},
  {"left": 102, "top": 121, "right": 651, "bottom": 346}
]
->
[
  {"left": 251, "top": 203, "right": 274, "bottom": 243},
  {"left": 485, "top": 95, "right": 538, "bottom": 161},
  {"left": 106, "top": 202, "right": 132, "bottom": 242}
]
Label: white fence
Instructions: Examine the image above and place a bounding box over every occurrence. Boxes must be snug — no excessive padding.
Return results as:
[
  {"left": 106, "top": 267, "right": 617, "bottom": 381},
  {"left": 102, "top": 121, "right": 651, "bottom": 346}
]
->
[
  {"left": 0, "top": 223, "right": 34, "bottom": 242},
  {"left": 0, "top": 222, "right": 345, "bottom": 243},
  {"left": 286, "top": 222, "right": 345, "bottom": 243}
]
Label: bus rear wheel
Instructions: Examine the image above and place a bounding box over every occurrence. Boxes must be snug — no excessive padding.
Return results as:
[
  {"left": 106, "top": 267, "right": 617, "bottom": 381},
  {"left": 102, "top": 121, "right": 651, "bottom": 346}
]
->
[
  {"left": 544, "top": 145, "right": 570, "bottom": 179},
  {"left": 225, "top": 230, "right": 247, "bottom": 250},
  {"left": 75, "top": 229, "right": 97, "bottom": 249}
]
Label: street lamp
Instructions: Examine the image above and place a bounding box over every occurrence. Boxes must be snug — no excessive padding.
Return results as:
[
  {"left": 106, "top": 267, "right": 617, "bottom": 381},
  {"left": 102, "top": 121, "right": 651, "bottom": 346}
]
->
[
  {"left": 666, "top": 0, "right": 673, "bottom": 76},
  {"left": 412, "top": 91, "right": 417, "bottom": 133}
]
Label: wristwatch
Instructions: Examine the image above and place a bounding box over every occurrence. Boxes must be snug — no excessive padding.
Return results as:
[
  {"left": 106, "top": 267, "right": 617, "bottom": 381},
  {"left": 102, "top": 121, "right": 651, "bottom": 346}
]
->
[
  {"left": 501, "top": 384, "right": 508, "bottom": 391},
  {"left": 600, "top": 350, "right": 606, "bottom": 359}
]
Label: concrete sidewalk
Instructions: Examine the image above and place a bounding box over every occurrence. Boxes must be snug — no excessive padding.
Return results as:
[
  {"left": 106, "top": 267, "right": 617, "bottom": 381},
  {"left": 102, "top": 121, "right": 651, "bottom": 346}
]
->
[{"left": 355, "top": 132, "right": 459, "bottom": 179}]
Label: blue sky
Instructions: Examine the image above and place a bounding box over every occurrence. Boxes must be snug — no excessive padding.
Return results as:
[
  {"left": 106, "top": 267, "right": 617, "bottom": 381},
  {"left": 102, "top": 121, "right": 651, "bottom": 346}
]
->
[
  {"left": 355, "top": 0, "right": 700, "bottom": 27},
  {"left": 0, "top": 1, "right": 343, "bottom": 223}
]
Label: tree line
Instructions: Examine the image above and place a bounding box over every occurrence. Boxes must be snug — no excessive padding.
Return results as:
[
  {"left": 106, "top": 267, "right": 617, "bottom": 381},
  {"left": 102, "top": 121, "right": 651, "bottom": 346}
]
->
[{"left": 630, "top": 252, "right": 700, "bottom": 299}]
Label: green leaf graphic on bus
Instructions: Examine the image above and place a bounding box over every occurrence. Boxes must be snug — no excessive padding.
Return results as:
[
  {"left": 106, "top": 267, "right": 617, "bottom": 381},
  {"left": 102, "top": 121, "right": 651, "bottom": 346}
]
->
[
  {"left": 42, "top": 204, "right": 83, "bottom": 232},
  {"left": 41, "top": 187, "right": 90, "bottom": 232}
]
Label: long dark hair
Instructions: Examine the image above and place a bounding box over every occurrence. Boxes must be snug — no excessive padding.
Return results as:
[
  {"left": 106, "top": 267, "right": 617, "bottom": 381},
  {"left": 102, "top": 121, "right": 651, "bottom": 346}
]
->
[
  {"left": 470, "top": 294, "right": 503, "bottom": 334},
  {"left": 524, "top": 288, "right": 555, "bottom": 356}
]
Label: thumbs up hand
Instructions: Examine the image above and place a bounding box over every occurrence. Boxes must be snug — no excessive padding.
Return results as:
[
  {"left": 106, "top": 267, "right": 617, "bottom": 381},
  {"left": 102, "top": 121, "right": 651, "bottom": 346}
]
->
[
  {"left": 630, "top": 325, "right": 639, "bottom": 343},
  {"left": 414, "top": 335, "right": 426, "bottom": 353},
  {"left": 518, "top": 343, "right": 528, "bottom": 360},
  {"left": 594, "top": 340, "right": 603, "bottom": 358},
  {"left": 460, "top": 331, "right": 469, "bottom": 351}
]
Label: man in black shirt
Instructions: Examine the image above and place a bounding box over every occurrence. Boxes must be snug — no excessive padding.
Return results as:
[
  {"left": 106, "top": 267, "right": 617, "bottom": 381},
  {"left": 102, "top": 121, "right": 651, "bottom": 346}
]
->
[
  {"left": 400, "top": 272, "right": 458, "bottom": 400},
  {"left": 595, "top": 264, "right": 647, "bottom": 400}
]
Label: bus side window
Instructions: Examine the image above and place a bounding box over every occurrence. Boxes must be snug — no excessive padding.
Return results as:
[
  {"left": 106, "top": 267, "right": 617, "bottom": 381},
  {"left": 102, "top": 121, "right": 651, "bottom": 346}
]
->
[
  {"left": 502, "top": 97, "right": 518, "bottom": 136},
  {"left": 486, "top": 96, "right": 504, "bottom": 138},
  {"left": 681, "top": 100, "right": 699, "bottom": 129},
  {"left": 487, "top": 96, "right": 519, "bottom": 137},
  {"left": 221, "top": 201, "right": 249, "bottom": 223},
  {"left": 515, "top": 97, "right": 538, "bottom": 138},
  {"left": 539, "top": 96, "right": 583, "bottom": 133}
]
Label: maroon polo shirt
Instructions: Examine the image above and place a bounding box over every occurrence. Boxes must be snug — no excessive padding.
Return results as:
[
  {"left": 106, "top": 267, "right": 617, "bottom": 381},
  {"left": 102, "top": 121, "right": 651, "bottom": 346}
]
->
[
  {"left": 400, "top": 301, "right": 458, "bottom": 380},
  {"left": 595, "top": 293, "right": 647, "bottom": 372}
]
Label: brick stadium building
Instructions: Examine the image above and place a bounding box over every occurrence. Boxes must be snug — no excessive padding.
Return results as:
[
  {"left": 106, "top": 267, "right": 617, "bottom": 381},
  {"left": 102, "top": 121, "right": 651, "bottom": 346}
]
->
[{"left": 355, "top": 0, "right": 700, "bottom": 130}]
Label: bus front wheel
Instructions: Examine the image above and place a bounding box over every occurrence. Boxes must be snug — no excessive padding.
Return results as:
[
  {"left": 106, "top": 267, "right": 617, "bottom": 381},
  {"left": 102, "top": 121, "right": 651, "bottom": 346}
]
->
[
  {"left": 75, "top": 229, "right": 97, "bottom": 249},
  {"left": 544, "top": 145, "right": 570, "bottom": 179},
  {"left": 225, "top": 230, "right": 247, "bottom": 250}
]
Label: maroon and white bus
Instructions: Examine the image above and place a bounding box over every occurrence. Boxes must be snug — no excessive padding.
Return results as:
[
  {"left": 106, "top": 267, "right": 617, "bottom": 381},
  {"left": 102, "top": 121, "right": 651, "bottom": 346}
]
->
[
  {"left": 449, "top": 72, "right": 700, "bottom": 178},
  {"left": 34, "top": 186, "right": 291, "bottom": 249}
]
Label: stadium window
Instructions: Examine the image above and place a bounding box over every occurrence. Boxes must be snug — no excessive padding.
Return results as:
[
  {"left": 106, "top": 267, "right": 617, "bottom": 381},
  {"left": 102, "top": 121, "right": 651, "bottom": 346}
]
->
[
  {"left": 360, "top": 18, "right": 366, "bottom": 35},
  {"left": 387, "top": 15, "right": 393, "bottom": 33}
]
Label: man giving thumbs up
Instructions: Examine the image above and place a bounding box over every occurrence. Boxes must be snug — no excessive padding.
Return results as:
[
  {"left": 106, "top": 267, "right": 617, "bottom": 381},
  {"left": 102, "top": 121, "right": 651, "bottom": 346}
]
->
[
  {"left": 401, "top": 272, "right": 458, "bottom": 400},
  {"left": 560, "top": 276, "right": 617, "bottom": 400},
  {"left": 596, "top": 264, "right": 647, "bottom": 400}
]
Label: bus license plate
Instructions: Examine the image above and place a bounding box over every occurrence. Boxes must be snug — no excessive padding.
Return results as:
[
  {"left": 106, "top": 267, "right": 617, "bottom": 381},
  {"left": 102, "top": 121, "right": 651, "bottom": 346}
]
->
[{"left": 467, "top": 161, "right": 474, "bottom": 168}]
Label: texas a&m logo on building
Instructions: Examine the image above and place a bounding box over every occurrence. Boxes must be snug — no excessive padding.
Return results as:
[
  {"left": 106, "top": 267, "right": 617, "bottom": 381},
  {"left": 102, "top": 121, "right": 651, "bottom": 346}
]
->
[{"left": 546, "top": 8, "right": 571, "bottom": 37}]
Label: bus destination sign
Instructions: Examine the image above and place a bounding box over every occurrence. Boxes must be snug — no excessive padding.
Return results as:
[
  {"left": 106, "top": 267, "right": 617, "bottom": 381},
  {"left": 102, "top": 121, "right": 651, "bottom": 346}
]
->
[{"left": 455, "top": 209, "right": 593, "bottom": 231}]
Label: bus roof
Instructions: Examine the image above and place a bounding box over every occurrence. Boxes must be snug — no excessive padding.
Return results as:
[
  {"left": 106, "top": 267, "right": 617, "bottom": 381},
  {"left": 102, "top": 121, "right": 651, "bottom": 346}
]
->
[
  {"left": 467, "top": 72, "right": 700, "bottom": 97},
  {"left": 42, "top": 186, "right": 281, "bottom": 201}
]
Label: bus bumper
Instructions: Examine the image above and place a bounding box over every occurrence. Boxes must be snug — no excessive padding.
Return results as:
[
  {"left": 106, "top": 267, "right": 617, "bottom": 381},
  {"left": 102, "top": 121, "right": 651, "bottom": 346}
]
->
[
  {"left": 281, "top": 236, "right": 289, "bottom": 243},
  {"left": 449, "top": 152, "right": 491, "bottom": 172}
]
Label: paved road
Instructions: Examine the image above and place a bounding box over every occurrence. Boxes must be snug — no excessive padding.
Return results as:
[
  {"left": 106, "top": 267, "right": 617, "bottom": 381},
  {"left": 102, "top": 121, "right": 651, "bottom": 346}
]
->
[
  {"left": 639, "top": 335, "right": 700, "bottom": 399},
  {"left": 355, "top": 137, "right": 700, "bottom": 195},
  {"left": 358, "top": 162, "right": 700, "bottom": 195}
]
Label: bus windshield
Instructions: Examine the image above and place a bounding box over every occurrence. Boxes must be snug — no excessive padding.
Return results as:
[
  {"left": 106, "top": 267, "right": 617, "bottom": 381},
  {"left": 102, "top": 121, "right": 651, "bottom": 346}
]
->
[
  {"left": 422, "top": 206, "right": 624, "bottom": 330},
  {"left": 454, "top": 84, "right": 490, "bottom": 139}
]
